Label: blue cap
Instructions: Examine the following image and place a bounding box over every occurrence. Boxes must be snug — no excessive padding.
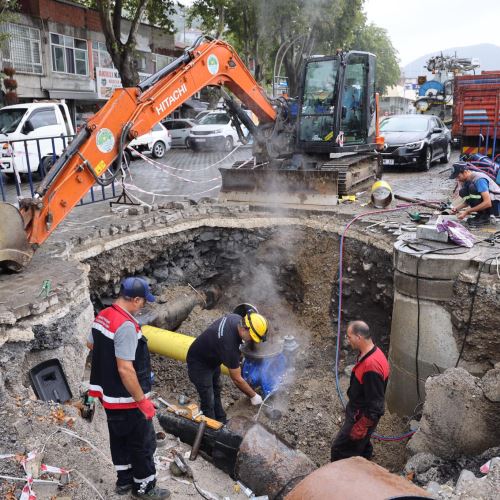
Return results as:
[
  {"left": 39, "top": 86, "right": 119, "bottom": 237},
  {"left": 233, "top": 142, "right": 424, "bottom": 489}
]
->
[
  {"left": 449, "top": 163, "right": 468, "bottom": 179},
  {"left": 120, "top": 277, "right": 155, "bottom": 302}
]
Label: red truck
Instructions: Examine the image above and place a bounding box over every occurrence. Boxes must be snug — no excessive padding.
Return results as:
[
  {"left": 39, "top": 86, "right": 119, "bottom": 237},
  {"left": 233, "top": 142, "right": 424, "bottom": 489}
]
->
[{"left": 452, "top": 71, "right": 500, "bottom": 156}]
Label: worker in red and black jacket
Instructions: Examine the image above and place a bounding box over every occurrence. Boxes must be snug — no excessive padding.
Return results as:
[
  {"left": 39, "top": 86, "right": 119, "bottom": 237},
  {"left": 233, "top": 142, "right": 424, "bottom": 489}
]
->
[
  {"left": 87, "top": 277, "right": 170, "bottom": 500},
  {"left": 331, "top": 320, "right": 390, "bottom": 462}
]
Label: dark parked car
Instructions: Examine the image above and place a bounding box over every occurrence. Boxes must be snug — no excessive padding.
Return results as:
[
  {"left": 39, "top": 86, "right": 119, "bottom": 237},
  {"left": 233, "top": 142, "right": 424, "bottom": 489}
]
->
[{"left": 379, "top": 115, "right": 451, "bottom": 171}]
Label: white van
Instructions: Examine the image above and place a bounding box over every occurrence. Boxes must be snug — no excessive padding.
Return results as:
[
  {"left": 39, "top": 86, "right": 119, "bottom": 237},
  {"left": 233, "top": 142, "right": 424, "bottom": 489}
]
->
[{"left": 0, "top": 102, "right": 74, "bottom": 177}]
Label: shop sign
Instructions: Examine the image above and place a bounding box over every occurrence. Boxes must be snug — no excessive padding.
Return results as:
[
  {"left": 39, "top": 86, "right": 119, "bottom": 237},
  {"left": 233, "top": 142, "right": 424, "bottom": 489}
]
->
[{"left": 96, "top": 67, "right": 153, "bottom": 99}]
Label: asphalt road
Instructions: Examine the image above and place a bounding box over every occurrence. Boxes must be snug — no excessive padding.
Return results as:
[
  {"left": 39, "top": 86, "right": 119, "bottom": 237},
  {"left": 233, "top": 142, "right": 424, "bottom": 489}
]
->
[{"left": 0, "top": 146, "right": 460, "bottom": 207}]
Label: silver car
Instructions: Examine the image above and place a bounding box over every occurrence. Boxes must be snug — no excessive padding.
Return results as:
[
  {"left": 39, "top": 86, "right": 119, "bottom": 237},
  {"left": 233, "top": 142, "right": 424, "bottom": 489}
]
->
[{"left": 162, "top": 119, "right": 196, "bottom": 148}]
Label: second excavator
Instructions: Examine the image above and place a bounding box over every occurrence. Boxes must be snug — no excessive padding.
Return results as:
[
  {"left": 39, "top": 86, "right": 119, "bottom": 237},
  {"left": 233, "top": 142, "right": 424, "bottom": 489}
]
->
[{"left": 0, "top": 35, "right": 383, "bottom": 271}]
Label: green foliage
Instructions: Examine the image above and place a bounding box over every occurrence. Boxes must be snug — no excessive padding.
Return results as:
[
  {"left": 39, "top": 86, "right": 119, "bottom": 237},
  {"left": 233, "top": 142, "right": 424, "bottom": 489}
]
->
[
  {"left": 77, "top": 0, "right": 176, "bottom": 30},
  {"left": 0, "top": 0, "right": 19, "bottom": 45},
  {"left": 352, "top": 23, "right": 400, "bottom": 94},
  {"left": 187, "top": 0, "right": 370, "bottom": 94}
]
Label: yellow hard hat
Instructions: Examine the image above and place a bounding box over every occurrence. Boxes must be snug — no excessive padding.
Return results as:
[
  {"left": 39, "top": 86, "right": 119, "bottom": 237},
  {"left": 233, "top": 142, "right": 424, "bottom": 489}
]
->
[{"left": 244, "top": 312, "right": 268, "bottom": 343}]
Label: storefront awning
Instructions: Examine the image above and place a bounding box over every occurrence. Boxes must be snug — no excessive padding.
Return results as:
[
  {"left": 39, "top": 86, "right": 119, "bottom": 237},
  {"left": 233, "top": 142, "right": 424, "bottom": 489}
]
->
[{"left": 48, "top": 90, "right": 99, "bottom": 101}]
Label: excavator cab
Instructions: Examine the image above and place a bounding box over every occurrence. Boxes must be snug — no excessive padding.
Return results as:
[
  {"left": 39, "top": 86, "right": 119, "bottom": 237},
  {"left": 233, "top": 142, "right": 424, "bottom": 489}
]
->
[{"left": 297, "top": 51, "right": 377, "bottom": 153}]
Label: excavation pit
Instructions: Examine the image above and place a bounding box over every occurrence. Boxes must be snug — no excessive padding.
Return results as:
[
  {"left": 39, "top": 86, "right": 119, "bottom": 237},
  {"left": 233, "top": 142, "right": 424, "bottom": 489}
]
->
[
  {"left": 0, "top": 203, "right": 499, "bottom": 498},
  {"left": 86, "top": 222, "right": 404, "bottom": 469}
]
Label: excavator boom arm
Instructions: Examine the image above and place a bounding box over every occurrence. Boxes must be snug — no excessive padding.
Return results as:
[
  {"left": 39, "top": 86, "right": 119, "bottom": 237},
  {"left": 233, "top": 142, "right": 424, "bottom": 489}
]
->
[{"left": 2, "top": 38, "right": 276, "bottom": 269}]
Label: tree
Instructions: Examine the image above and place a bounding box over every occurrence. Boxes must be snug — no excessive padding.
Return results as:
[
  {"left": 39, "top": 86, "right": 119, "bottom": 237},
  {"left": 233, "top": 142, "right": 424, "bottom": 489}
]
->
[
  {"left": 79, "top": 0, "right": 176, "bottom": 87},
  {"left": 0, "top": 0, "right": 19, "bottom": 104},
  {"left": 188, "top": 0, "right": 367, "bottom": 95},
  {"left": 352, "top": 23, "right": 400, "bottom": 94},
  {"left": 0, "top": 0, "right": 18, "bottom": 46}
]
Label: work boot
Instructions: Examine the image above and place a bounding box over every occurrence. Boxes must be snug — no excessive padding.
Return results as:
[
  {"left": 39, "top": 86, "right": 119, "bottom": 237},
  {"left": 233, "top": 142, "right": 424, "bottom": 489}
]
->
[
  {"left": 132, "top": 485, "right": 171, "bottom": 499},
  {"left": 115, "top": 482, "right": 133, "bottom": 495},
  {"left": 467, "top": 213, "right": 490, "bottom": 227}
]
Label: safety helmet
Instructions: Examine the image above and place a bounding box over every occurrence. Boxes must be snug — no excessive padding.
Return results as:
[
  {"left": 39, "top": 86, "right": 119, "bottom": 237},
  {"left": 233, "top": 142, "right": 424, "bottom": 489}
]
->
[{"left": 243, "top": 312, "right": 268, "bottom": 343}]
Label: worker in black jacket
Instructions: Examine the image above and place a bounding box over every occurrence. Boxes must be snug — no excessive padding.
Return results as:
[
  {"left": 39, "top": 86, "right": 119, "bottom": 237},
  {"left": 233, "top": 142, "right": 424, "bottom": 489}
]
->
[
  {"left": 187, "top": 311, "right": 268, "bottom": 422},
  {"left": 331, "top": 320, "right": 390, "bottom": 461}
]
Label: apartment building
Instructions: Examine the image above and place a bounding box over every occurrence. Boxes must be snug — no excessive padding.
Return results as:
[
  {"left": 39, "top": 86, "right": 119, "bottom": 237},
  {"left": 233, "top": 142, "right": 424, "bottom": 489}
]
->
[{"left": 0, "top": 0, "right": 179, "bottom": 125}]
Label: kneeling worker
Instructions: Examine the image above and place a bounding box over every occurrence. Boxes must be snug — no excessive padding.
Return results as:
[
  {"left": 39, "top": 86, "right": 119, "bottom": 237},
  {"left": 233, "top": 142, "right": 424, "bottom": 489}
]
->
[
  {"left": 450, "top": 164, "right": 500, "bottom": 226},
  {"left": 187, "top": 311, "right": 268, "bottom": 422}
]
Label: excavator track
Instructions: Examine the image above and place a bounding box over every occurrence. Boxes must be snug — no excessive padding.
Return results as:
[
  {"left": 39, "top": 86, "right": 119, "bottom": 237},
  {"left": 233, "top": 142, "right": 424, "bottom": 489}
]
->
[{"left": 319, "top": 153, "right": 380, "bottom": 196}]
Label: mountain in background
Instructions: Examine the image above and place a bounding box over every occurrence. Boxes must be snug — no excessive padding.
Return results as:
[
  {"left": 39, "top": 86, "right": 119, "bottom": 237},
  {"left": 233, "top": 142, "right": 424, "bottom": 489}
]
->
[{"left": 403, "top": 43, "right": 500, "bottom": 78}]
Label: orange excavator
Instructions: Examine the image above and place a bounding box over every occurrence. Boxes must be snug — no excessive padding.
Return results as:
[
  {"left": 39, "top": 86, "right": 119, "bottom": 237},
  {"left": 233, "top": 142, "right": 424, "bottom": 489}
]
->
[{"left": 0, "top": 36, "right": 383, "bottom": 271}]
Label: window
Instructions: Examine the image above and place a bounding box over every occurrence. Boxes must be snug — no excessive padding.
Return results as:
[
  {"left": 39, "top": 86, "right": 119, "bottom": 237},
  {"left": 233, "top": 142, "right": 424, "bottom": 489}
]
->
[
  {"left": 92, "top": 41, "right": 113, "bottom": 69},
  {"left": 0, "top": 107, "right": 27, "bottom": 133},
  {"left": 134, "top": 53, "right": 147, "bottom": 72},
  {"left": 50, "top": 33, "right": 88, "bottom": 75},
  {"left": 152, "top": 123, "right": 164, "bottom": 132},
  {"left": 199, "top": 113, "right": 230, "bottom": 125},
  {"left": 28, "top": 108, "right": 58, "bottom": 129},
  {"left": 299, "top": 59, "right": 339, "bottom": 142},
  {"left": 0, "top": 23, "right": 42, "bottom": 74},
  {"left": 155, "top": 53, "right": 174, "bottom": 72}
]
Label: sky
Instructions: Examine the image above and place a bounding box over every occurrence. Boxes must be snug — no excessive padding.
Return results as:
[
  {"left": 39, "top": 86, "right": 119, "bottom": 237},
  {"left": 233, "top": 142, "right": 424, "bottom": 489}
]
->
[{"left": 364, "top": 0, "right": 500, "bottom": 66}]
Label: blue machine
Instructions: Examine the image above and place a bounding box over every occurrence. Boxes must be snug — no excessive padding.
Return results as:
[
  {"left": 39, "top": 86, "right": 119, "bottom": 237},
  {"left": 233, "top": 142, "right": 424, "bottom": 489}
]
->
[
  {"left": 418, "top": 80, "right": 445, "bottom": 97},
  {"left": 242, "top": 353, "right": 288, "bottom": 398}
]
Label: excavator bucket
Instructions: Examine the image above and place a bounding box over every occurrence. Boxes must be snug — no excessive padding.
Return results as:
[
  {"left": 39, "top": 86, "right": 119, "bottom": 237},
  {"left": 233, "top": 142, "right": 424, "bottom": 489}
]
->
[
  {"left": 219, "top": 154, "right": 378, "bottom": 207},
  {"left": 0, "top": 203, "right": 33, "bottom": 272},
  {"left": 219, "top": 168, "right": 340, "bottom": 206}
]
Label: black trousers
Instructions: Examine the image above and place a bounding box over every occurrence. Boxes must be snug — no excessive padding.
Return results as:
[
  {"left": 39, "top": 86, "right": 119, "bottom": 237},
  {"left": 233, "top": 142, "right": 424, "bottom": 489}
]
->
[
  {"left": 187, "top": 361, "right": 226, "bottom": 422},
  {"left": 105, "top": 408, "right": 157, "bottom": 492},
  {"left": 460, "top": 182, "right": 500, "bottom": 216},
  {"left": 331, "top": 405, "right": 378, "bottom": 462}
]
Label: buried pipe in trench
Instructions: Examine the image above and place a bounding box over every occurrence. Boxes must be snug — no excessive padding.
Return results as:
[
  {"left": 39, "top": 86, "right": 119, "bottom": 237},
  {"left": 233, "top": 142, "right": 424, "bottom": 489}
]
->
[
  {"left": 157, "top": 413, "right": 315, "bottom": 499},
  {"left": 158, "top": 412, "right": 432, "bottom": 500}
]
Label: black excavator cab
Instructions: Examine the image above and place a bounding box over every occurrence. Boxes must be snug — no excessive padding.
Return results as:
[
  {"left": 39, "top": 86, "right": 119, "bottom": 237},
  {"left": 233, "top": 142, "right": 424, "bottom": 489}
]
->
[{"left": 297, "top": 51, "right": 377, "bottom": 154}]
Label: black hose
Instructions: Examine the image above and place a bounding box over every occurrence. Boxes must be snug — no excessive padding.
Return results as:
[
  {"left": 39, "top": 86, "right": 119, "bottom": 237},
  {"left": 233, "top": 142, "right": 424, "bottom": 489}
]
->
[{"left": 405, "top": 243, "right": 470, "bottom": 400}]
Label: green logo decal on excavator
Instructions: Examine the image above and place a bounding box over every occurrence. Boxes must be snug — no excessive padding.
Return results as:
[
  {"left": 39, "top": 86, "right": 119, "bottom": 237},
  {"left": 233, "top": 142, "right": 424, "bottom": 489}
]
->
[
  {"left": 96, "top": 128, "right": 114, "bottom": 154},
  {"left": 207, "top": 54, "right": 219, "bottom": 75}
]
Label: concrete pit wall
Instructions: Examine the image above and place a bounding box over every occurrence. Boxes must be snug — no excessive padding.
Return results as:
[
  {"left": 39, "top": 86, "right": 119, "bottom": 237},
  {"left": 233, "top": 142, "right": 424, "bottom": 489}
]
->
[
  {"left": 387, "top": 239, "right": 500, "bottom": 417},
  {"left": 0, "top": 259, "right": 93, "bottom": 404}
]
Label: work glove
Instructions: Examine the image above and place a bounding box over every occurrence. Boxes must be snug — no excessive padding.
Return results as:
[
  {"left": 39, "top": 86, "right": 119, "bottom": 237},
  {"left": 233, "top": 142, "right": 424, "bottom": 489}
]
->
[
  {"left": 349, "top": 415, "right": 374, "bottom": 440},
  {"left": 137, "top": 397, "right": 156, "bottom": 420},
  {"left": 250, "top": 394, "right": 263, "bottom": 406}
]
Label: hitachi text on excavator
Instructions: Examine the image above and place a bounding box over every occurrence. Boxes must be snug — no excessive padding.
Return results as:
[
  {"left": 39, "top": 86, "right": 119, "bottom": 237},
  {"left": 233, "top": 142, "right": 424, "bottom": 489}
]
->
[{"left": 0, "top": 36, "right": 384, "bottom": 271}]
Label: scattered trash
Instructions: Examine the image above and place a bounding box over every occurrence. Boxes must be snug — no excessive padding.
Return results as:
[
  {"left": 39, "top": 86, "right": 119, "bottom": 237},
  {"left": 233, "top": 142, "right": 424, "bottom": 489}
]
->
[
  {"left": 236, "top": 480, "right": 254, "bottom": 497},
  {"left": 156, "top": 431, "right": 167, "bottom": 448},
  {"left": 37, "top": 279, "right": 52, "bottom": 298},
  {"left": 339, "top": 195, "right": 356, "bottom": 204},
  {"left": 480, "top": 457, "right": 500, "bottom": 474}
]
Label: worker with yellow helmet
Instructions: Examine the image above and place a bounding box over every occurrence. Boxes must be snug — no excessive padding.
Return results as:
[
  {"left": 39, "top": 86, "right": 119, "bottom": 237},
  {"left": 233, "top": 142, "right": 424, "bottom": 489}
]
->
[{"left": 187, "top": 307, "right": 268, "bottom": 422}]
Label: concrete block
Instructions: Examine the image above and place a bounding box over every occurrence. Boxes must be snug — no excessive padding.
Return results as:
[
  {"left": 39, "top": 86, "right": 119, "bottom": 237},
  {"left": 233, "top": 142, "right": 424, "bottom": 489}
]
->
[
  {"left": 394, "top": 270, "right": 454, "bottom": 301},
  {"left": 416, "top": 224, "right": 449, "bottom": 243},
  {"left": 394, "top": 239, "right": 476, "bottom": 279}
]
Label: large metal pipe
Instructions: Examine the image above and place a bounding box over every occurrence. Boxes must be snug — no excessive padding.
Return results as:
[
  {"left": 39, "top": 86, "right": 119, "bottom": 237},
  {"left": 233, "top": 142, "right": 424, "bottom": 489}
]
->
[
  {"left": 142, "top": 325, "right": 230, "bottom": 375},
  {"left": 152, "top": 294, "right": 204, "bottom": 331},
  {"left": 285, "top": 457, "right": 430, "bottom": 499},
  {"left": 157, "top": 413, "right": 315, "bottom": 498}
]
